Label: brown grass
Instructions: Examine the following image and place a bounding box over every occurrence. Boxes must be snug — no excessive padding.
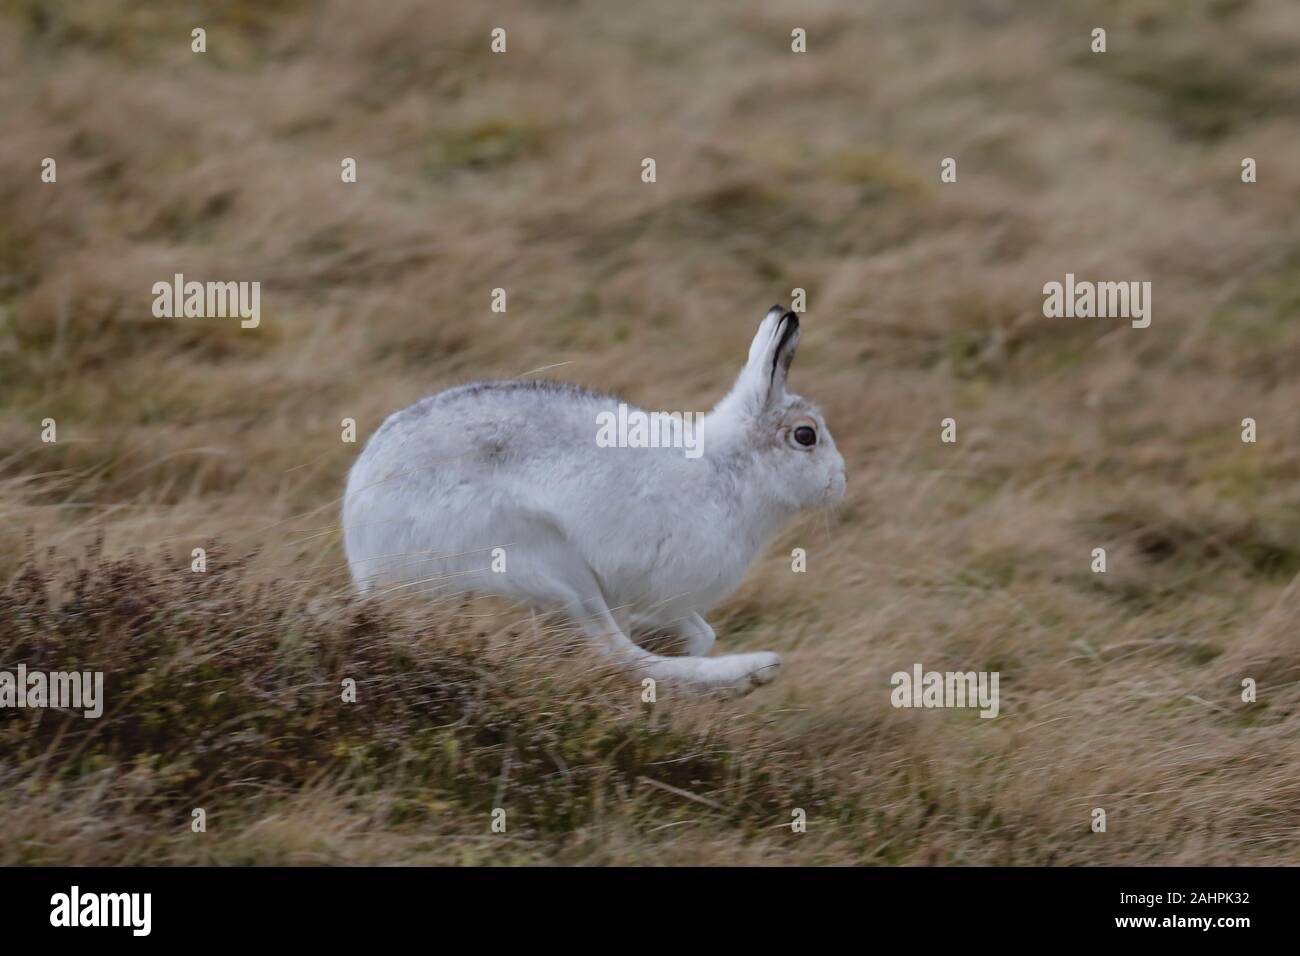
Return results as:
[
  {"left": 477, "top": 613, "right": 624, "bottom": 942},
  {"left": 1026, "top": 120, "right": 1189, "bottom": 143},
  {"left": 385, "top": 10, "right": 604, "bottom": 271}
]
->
[{"left": 2, "top": 0, "right": 1300, "bottom": 864}]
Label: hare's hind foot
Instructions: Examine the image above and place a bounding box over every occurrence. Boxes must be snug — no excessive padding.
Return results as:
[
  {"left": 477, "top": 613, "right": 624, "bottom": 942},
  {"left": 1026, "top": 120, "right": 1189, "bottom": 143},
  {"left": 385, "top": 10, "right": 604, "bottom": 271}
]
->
[
  {"left": 534, "top": 548, "right": 780, "bottom": 696},
  {"left": 653, "top": 651, "right": 782, "bottom": 697},
  {"left": 627, "top": 649, "right": 781, "bottom": 696},
  {"left": 562, "top": 594, "right": 780, "bottom": 695}
]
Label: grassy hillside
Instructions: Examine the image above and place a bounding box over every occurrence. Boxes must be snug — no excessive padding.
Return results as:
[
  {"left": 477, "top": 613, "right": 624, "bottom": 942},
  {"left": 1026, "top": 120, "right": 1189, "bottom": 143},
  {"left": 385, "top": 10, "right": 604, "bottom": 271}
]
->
[{"left": 2, "top": 0, "right": 1300, "bottom": 864}]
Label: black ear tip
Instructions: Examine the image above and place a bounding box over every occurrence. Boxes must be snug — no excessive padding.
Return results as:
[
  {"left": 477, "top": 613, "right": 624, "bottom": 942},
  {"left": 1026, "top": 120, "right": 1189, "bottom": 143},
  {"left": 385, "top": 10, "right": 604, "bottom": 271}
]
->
[{"left": 774, "top": 311, "right": 799, "bottom": 360}]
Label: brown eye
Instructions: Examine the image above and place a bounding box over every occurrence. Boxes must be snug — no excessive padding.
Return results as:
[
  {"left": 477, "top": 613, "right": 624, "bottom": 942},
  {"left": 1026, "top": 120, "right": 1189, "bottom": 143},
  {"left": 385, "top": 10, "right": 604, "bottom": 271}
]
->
[{"left": 794, "top": 425, "right": 816, "bottom": 447}]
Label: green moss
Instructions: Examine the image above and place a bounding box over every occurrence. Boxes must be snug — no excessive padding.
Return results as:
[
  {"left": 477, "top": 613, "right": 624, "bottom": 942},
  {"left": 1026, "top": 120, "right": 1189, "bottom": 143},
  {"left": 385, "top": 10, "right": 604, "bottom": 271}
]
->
[
  {"left": 427, "top": 119, "right": 551, "bottom": 174},
  {"left": 825, "top": 146, "right": 931, "bottom": 202},
  {"left": 1108, "top": 48, "right": 1287, "bottom": 141}
]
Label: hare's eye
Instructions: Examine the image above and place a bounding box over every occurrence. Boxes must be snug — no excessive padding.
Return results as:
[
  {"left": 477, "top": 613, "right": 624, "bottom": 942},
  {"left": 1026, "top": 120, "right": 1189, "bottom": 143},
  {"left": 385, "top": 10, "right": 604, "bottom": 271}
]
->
[{"left": 793, "top": 425, "right": 817, "bottom": 447}]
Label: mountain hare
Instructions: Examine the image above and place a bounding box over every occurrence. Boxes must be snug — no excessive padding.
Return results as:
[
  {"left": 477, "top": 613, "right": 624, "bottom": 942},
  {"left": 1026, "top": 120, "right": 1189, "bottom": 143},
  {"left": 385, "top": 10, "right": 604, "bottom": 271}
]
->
[{"left": 343, "top": 306, "right": 845, "bottom": 694}]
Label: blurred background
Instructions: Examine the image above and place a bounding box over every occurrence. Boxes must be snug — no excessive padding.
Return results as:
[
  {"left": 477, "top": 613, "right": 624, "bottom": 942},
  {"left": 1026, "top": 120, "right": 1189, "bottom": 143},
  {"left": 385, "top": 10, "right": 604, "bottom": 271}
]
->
[{"left": 2, "top": 0, "right": 1300, "bottom": 864}]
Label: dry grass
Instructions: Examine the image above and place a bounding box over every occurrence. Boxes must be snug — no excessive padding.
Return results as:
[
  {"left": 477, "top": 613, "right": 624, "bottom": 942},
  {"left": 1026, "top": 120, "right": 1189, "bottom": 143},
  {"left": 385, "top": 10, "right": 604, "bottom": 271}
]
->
[{"left": 2, "top": 0, "right": 1300, "bottom": 864}]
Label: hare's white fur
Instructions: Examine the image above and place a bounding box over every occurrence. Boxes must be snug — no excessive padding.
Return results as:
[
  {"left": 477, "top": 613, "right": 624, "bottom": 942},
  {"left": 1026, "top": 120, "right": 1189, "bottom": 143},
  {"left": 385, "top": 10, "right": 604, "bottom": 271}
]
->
[{"left": 342, "top": 306, "right": 845, "bottom": 693}]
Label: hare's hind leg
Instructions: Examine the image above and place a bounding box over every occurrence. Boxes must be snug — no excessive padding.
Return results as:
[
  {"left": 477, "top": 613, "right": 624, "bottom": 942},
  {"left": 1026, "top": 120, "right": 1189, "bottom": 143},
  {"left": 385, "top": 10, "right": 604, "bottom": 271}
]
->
[
  {"left": 560, "top": 587, "right": 779, "bottom": 694},
  {"left": 502, "top": 518, "right": 779, "bottom": 693}
]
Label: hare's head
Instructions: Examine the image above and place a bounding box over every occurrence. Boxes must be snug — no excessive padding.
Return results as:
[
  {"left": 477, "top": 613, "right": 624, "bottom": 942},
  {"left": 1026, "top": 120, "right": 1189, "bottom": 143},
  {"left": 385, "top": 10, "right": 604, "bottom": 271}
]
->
[{"left": 713, "top": 305, "right": 846, "bottom": 510}]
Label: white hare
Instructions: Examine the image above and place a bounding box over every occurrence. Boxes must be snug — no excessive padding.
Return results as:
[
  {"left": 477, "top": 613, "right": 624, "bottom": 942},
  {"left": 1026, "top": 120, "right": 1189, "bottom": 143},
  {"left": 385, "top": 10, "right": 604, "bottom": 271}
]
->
[{"left": 342, "top": 305, "right": 846, "bottom": 693}]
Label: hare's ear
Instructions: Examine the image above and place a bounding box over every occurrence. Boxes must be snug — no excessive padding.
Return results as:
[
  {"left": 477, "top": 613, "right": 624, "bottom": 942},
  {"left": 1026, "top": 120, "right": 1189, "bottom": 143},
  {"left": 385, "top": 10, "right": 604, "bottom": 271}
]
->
[{"left": 731, "top": 305, "right": 800, "bottom": 414}]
